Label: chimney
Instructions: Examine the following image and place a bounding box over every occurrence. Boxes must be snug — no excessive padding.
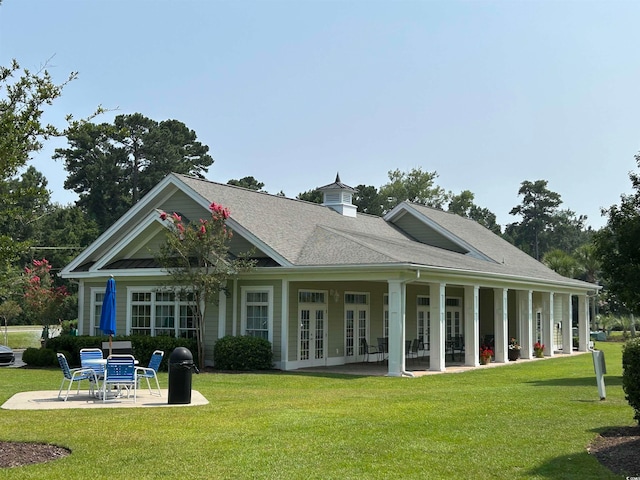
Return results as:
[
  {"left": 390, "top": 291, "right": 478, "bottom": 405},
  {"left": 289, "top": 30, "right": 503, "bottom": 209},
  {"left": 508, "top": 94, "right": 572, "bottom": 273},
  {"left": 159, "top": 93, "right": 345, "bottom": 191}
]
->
[{"left": 318, "top": 173, "right": 358, "bottom": 217}]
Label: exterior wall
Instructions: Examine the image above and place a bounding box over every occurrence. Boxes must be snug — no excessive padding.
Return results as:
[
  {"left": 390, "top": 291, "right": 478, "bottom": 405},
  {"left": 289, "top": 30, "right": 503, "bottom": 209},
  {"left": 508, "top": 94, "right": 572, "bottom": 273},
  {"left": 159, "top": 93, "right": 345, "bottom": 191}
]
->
[
  {"left": 158, "top": 189, "right": 210, "bottom": 221},
  {"left": 233, "top": 279, "right": 282, "bottom": 364}
]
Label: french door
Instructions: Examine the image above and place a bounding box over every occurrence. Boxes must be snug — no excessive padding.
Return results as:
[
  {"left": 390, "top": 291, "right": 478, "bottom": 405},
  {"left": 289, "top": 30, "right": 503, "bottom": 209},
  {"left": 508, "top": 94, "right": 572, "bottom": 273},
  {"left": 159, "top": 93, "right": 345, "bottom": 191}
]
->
[
  {"left": 344, "top": 293, "right": 369, "bottom": 362},
  {"left": 298, "top": 293, "right": 327, "bottom": 367}
]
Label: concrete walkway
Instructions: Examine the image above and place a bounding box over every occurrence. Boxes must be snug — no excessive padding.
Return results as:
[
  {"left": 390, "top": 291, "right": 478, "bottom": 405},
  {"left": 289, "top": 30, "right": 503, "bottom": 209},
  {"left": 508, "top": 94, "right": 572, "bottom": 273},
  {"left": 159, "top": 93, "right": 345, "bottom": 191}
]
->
[
  {"left": 295, "top": 352, "right": 569, "bottom": 377},
  {"left": 1, "top": 389, "right": 209, "bottom": 410}
]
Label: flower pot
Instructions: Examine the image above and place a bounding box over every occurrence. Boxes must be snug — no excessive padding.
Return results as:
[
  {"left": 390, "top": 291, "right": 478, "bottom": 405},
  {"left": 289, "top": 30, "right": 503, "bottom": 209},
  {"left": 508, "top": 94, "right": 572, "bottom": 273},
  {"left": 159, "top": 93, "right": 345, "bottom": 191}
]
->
[
  {"left": 535, "top": 350, "right": 544, "bottom": 358},
  {"left": 508, "top": 349, "right": 521, "bottom": 361},
  {"left": 480, "top": 356, "right": 491, "bottom": 365}
]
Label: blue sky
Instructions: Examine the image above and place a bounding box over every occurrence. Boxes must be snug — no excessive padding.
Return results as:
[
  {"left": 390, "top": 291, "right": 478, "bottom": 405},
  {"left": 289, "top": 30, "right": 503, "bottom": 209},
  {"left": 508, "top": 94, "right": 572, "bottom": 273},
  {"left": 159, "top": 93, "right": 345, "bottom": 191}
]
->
[{"left": 2, "top": 0, "right": 639, "bottom": 230}]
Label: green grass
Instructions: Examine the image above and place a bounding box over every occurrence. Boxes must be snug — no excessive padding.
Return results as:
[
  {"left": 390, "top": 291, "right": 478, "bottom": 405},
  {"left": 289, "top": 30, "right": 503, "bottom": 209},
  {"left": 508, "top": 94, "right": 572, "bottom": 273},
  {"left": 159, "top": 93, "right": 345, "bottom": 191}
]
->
[
  {"left": 1, "top": 327, "right": 41, "bottom": 349},
  {"left": 0, "top": 343, "right": 634, "bottom": 479}
]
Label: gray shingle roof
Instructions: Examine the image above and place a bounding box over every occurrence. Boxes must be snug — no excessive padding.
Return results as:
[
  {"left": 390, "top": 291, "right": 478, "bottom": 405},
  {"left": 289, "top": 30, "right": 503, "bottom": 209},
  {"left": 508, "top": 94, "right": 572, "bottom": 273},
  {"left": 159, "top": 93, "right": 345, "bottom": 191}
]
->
[{"left": 174, "top": 174, "right": 594, "bottom": 289}]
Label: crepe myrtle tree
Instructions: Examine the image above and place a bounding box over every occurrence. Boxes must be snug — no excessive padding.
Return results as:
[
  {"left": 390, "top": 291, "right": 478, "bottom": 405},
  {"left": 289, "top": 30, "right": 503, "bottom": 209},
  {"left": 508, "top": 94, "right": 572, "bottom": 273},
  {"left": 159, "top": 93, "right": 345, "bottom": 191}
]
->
[
  {"left": 155, "top": 203, "right": 255, "bottom": 369},
  {"left": 23, "top": 258, "right": 69, "bottom": 347}
]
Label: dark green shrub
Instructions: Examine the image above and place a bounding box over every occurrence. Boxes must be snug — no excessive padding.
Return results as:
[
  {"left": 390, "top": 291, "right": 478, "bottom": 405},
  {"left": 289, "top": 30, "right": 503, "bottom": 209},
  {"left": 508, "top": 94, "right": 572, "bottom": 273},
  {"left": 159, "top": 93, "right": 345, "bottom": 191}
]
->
[
  {"left": 622, "top": 337, "right": 640, "bottom": 424},
  {"left": 22, "top": 347, "right": 57, "bottom": 367},
  {"left": 213, "top": 335, "right": 273, "bottom": 371}
]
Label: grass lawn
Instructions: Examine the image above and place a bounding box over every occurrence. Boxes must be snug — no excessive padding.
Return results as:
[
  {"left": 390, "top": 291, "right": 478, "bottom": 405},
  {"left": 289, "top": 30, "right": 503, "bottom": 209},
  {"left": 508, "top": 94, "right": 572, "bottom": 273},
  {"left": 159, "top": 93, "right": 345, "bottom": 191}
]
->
[
  {"left": 0, "top": 325, "right": 42, "bottom": 348},
  {"left": 0, "top": 342, "right": 634, "bottom": 479}
]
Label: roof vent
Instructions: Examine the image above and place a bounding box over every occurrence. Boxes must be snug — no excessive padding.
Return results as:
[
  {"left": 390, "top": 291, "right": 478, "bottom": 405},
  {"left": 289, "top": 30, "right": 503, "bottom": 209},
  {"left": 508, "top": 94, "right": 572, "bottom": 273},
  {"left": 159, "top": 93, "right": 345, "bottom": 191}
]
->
[{"left": 317, "top": 173, "right": 358, "bottom": 217}]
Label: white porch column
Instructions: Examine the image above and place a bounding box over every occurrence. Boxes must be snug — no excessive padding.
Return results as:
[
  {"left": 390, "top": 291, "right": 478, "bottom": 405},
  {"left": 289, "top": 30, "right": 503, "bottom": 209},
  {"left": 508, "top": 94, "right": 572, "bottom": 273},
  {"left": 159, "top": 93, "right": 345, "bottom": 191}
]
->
[
  {"left": 218, "top": 282, "right": 227, "bottom": 340},
  {"left": 429, "top": 282, "right": 446, "bottom": 372},
  {"left": 542, "top": 292, "right": 554, "bottom": 357},
  {"left": 518, "top": 290, "right": 533, "bottom": 359},
  {"left": 494, "top": 288, "right": 508, "bottom": 363},
  {"left": 561, "top": 293, "right": 573, "bottom": 355},
  {"left": 464, "top": 285, "right": 480, "bottom": 366},
  {"left": 387, "top": 280, "right": 406, "bottom": 377},
  {"left": 78, "top": 281, "right": 85, "bottom": 336},
  {"left": 280, "top": 279, "right": 289, "bottom": 370},
  {"left": 578, "top": 294, "right": 590, "bottom": 352}
]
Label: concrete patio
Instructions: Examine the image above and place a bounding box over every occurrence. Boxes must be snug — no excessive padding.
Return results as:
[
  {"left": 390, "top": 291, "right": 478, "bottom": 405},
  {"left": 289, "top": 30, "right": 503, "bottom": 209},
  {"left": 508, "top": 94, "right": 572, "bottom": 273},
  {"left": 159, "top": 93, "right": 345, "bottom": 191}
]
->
[{"left": 1, "top": 388, "right": 209, "bottom": 410}]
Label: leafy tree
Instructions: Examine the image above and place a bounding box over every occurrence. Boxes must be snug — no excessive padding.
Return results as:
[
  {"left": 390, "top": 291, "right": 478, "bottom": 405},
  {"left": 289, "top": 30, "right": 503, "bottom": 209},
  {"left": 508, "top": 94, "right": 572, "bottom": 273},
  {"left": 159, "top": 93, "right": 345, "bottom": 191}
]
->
[
  {"left": 0, "top": 59, "right": 79, "bottom": 267},
  {"left": 31, "top": 204, "right": 100, "bottom": 270},
  {"left": 56, "top": 113, "right": 214, "bottom": 231},
  {"left": 542, "top": 248, "right": 579, "bottom": 278},
  {"left": 447, "top": 190, "right": 501, "bottom": 234},
  {"left": 573, "top": 243, "right": 600, "bottom": 283},
  {"left": 297, "top": 188, "right": 323, "bottom": 204},
  {"left": 378, "top": 167, "right": 449, "bottom": 212},
  {"left": 155, "top": 204, "right": 255, "bottom": 369},
  {"left": 0, "top": 166, "right": 50, "bottom": 258},
  {"left": 23, "top": 258, "right": 69, "bottom": 336},
  {"left": 594, "top": 156, "right": 640, "bottom": 314},
  {"left": 227, "top": 176, "right": 265, "bottom": 191},
  {"left": 0, "top": 299, "right": 22, "bottom": 343},
  {"left": 353, "top": 184, "right": 384, "bottom": 216},
  {"left": 506, "top": 180, "right": 562, "bottom": 260}
]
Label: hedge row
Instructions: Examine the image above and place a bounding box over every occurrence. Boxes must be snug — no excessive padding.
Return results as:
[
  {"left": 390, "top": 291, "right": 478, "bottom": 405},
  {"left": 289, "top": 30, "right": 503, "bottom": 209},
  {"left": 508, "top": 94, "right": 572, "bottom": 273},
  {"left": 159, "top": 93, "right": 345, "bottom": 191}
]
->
[{"left": 622, "top": 337, "right": 640, "bottom": 424}]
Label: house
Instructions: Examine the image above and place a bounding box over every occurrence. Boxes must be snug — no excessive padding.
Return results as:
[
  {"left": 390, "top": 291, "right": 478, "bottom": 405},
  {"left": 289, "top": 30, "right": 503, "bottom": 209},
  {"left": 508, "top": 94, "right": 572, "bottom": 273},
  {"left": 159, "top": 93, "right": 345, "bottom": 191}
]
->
[{"left": 60, "top": 173, "right": 598, "bottom": 376}]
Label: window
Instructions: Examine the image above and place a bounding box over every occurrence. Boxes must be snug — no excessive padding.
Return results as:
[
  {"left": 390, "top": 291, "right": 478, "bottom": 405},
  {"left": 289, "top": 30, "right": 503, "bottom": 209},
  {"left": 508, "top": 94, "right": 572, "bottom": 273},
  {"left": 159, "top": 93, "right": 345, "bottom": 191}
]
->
[
  {"left": 128, "top": 289, "right": 197, "bottom": 338},
  {"left": 383, "top": 294, "right": 389, "bottom": 338},
  {"left": 242, "top": 287, "right": 273, "bottom": 341},
  {"left": 345, "top": 293, "right": 368, "bottom": 305},
  {"left": 299, "top": 291, "right": 325, "bottom": 304},
  {"left": 91, "top": 290, "right": 106, "bottom": 336}
]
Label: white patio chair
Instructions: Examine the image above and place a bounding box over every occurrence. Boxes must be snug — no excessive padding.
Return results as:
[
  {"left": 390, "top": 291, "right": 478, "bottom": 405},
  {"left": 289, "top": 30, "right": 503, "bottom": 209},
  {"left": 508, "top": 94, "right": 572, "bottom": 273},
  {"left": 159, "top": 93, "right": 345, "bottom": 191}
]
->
[
  {"left": 57, "top": 353, "right": 98, "bottom": 401},
  {"left": 102, "top": 354, "right": 137, "bottom": 403},
  {"left": 136, "top": 350, "right": 164, "bottom": 396}
]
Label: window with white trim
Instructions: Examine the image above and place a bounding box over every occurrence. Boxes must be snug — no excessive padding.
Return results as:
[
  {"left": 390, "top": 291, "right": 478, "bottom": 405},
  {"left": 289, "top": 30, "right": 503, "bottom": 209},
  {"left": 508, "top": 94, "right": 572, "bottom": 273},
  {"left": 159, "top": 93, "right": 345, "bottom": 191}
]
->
[
  {"left": 90, "top": 289, "right": 106, "bottom": 336},
  {"left": 128, "top": 289, "right": 197, "bottom": 338},
  {"left": 242, "top": 287, "right": 273, "bottom": 341}
]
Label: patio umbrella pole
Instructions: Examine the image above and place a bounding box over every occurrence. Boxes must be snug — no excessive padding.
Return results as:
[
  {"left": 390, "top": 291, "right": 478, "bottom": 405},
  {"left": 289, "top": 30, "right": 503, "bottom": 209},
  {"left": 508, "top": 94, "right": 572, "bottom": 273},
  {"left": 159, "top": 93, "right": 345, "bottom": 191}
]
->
[{"left": 100, "top": 276, "right": 117, "bottom": 358}]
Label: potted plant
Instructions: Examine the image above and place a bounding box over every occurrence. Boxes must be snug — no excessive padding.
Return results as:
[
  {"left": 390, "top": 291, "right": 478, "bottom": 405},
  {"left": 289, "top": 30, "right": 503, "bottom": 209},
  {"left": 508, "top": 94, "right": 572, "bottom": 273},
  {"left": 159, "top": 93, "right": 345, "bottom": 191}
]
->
[
  {"left": 533, "top": 341, "right": 545, "bottom": 358},
  {"left": 508, "top": 338, "right": 521, "bottom": 361},
  {"left": 479, "top": 345, "right": 493, "bottom": 365}
]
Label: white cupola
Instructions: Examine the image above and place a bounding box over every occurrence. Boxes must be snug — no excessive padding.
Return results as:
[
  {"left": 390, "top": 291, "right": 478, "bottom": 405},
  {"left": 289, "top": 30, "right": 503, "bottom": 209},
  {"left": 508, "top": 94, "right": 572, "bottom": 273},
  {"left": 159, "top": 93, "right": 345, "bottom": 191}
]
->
[{"left": 317, "top": 173, "right": 358, "bottom": 217}]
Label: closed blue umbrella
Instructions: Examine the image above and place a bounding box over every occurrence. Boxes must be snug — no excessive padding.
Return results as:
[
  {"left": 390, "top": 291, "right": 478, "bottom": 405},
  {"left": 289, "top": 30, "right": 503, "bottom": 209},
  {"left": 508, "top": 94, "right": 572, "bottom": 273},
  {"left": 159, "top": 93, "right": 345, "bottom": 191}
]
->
[{"left": 99, "top": 277, "right": 116, "bottom": 355}]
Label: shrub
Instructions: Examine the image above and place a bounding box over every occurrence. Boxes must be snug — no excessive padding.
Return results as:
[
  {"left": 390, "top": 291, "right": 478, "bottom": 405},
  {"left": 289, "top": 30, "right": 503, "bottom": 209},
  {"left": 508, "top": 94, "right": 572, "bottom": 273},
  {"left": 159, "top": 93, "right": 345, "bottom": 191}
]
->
[
  {"left": 622, "top": 337, "right": 640, "bottom": 424},
  {"left": 213, "top": 335, "right": 273, "bottom": 371},
  {"left": 22, "top": 347, "right": 57, "bottom": 367}
]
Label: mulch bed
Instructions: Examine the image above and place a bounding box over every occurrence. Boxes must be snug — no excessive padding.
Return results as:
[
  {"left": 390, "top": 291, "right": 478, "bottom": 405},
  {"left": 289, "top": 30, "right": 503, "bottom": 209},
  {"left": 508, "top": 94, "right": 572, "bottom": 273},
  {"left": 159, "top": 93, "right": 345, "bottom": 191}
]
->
[
  {"left": 587, "top": 425, "right": 640, "bottom": 476},
  {"left": 0, "top": 441, "right": 70, "bottom": 468}
]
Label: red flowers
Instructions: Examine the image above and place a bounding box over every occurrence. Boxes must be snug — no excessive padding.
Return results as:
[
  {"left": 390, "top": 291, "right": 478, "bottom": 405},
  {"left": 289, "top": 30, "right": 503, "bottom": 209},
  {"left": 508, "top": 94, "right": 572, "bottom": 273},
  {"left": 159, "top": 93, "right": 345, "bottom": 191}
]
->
[
  {"left": 480, "top": 345, "right": 493, "bottom": 357},
  {"left": 159, "top": 203, "right": 232, "bottom": 242},
  {"left": 23, "top": 258, "right": 69, "bottom": 322},
  {"left": 209, "top": 202, "right": 230, "bottom": 220}
]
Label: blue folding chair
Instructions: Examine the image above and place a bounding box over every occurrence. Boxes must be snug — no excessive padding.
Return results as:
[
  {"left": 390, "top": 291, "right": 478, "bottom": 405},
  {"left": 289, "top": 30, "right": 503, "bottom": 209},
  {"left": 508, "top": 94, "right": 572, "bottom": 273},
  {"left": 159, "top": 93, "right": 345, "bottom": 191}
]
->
[
  {"left": 57, "top": 353, "right": 97, "bottom": 401},
  {"left": 80, "top": 348, "right": 105, "bottom": 395},
  {"left": 102, "top": 354, "right": 137, "bottom": 403},
  {"left": 136, "top": 350, "right": 164, "bottom": 396}
]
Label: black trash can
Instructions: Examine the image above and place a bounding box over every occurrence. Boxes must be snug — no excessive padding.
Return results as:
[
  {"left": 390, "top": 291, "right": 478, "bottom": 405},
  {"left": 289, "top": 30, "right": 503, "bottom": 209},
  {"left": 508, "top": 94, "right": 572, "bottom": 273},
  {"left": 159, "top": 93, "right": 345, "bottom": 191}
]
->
[{"left": 168, "top": 347, "right": 198, "bottom": 404}]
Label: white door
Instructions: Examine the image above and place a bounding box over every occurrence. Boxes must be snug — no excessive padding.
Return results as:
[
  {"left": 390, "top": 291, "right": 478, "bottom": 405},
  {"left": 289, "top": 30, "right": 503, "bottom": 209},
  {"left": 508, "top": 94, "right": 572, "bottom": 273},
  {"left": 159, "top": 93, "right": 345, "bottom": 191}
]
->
[
  {"left": 298, "top": 305, "right": 327, "bottom": 367},
  {"left": 344, "top": 293, "right": 369, "bottom": 363}
]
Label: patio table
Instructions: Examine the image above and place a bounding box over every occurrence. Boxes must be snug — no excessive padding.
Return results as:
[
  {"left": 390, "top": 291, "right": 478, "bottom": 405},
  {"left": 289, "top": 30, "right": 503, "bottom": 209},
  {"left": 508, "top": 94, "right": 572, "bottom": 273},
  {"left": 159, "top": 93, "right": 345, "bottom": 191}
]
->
[{"left": 82, "top": 358, "right": 139, "bottom": 399}]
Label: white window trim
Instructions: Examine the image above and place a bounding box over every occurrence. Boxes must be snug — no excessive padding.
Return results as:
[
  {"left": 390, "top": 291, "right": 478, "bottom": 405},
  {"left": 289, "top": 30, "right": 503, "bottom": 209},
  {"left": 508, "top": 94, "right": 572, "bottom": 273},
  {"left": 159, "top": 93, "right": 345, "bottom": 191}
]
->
[
  {"left": 125, "top": 286, "right": 198, "bottom": 338},
  {"left": 240, "top": 286, "right": 274, "bottom": 343},
  {"left": 90, "top": 287, "right": 105, "bottom": 336}
]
